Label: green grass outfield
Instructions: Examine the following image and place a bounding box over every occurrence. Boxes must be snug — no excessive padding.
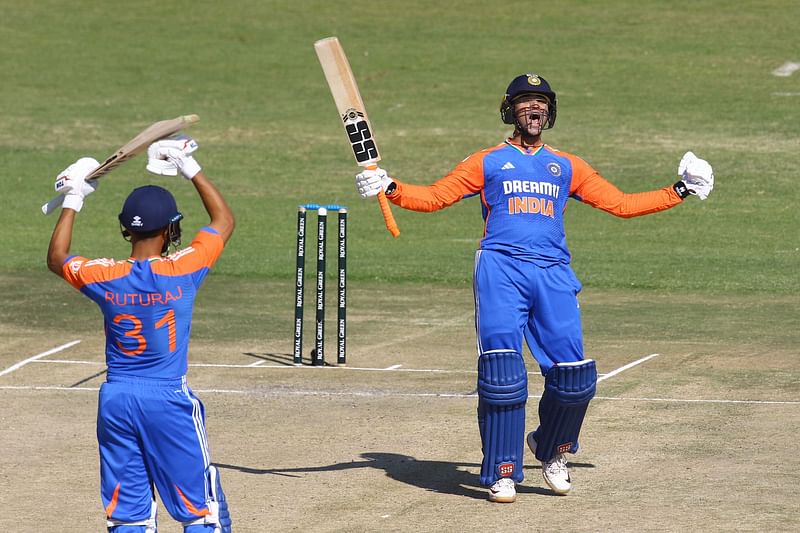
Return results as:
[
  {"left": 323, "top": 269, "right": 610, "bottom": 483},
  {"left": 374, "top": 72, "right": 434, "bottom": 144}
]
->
[
  {"left": 0, "top": 1, "right": 799, "bottom": 529},
  {"left": 1, "top": 0, "right": 797, "bottom": 381},
  {"left": 1, "top": 0, "right": 797, "bottom": 290}
]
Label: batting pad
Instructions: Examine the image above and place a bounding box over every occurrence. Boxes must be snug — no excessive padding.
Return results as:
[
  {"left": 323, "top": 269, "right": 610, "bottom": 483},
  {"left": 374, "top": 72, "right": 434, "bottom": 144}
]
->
[
  {"left": 533, "top": 359, "right": 596, "bottom": 462},
  {"left": 477, "top": 350, "right": 528, "bottom": 485}
]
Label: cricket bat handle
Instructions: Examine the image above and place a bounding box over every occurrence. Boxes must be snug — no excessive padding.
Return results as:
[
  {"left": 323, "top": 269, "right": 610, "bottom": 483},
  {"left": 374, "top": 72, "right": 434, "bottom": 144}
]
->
[
  {"left": 377, "top": 190, "right": 400, "bottom": 237},
  {"left": 366, "top": 164, "right": 399, "bottom": 237},
  {"left": 41, "top": 193, "right": 65, "bottom": 215}
]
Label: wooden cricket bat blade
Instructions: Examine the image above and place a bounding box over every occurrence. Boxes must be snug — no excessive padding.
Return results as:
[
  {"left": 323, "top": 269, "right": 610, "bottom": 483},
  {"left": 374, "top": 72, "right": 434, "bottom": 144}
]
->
[
  {"left": 314, "top": 37, "right": 399, "bottom": 237},
  {"left": 41, "top": 114, "right": 200, "bottom": 215}
]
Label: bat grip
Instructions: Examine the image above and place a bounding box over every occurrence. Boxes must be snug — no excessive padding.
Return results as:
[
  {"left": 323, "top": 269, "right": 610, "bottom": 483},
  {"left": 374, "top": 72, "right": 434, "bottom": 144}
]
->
[
  {"left": 42, "top": 193, "right": 65, "bottom": 215},
  {"left": 377, "top": 190, "right": 400, "bottom": 237},
  {"left": 365, "top": 164, "right": 399, "bottom": 237}
]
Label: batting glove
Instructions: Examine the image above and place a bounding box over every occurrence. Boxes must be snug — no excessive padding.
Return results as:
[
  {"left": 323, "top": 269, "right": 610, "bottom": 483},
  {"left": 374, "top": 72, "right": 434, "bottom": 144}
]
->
[
  {"left": 675, "top": 151, "right": 714, "bottom": 200},
  {"left": 355, "top": 167, "right": 394, "bottom": 198},
  {"left": 146, "top": 136, "right": 201, "bottom": 179},
  {"left": 54, "top": 157, "right": 101, "bottom": 212}
]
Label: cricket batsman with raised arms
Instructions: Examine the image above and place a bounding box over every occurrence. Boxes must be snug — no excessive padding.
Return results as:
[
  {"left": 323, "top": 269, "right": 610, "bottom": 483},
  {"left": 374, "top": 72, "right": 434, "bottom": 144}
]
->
[
  {"left": 355, "top": 73, "right": 714, "bottom": 503},
  {"left": 47, "top": 138, "right": 235, "bottom": 531}
]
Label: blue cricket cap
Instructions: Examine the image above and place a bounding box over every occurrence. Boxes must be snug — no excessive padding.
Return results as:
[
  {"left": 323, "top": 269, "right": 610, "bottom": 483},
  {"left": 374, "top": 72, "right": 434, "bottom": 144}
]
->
[{"left": 118, "top": 185, "right": 183, "bottom": 233}]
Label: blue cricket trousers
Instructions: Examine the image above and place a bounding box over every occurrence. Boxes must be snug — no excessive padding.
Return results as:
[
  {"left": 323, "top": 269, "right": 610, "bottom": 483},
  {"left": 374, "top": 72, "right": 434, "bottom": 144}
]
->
[
  {"left": 98, "top": 375, "right": 213, "bottom": 524},
  {"left": 474, "top": 249, "right": 585, "bottom": 372}
]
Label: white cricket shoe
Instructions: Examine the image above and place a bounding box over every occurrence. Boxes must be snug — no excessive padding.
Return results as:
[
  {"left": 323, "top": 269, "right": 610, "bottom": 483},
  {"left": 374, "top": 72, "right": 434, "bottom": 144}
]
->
[
  {"left": 488, "top": 477, "right": 516, "bottom": 503},
  {"left": 527, "top": 432, "right": 571, "bottom": 495}
]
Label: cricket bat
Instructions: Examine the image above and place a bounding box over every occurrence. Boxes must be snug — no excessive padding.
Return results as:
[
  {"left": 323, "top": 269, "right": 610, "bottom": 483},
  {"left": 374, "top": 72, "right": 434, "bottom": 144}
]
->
[
  {"left": 41, "top": 114, "right": 200, "bottom": 215},
  {"left": 314, "top": 37, "right": 400, "bottom": 238}
]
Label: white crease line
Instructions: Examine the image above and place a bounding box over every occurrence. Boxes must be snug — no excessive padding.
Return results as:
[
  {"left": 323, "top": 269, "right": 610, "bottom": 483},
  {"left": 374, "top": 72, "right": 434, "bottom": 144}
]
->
[
  {"left": 595, "top": 396, "right": 800, "bottom": 405},
  {"left": 246, "top": 360, "right": 267, "bottom": 367},
  {"left": 0, "top": 384, "right": 797, "bottom": 405},
  {"left": 598, "top": 353, "right": 659, "bottom": 382},
  {"left": 0, "top": 386, "right": 99, "bottom": 392},
  {"left": 40, "top": 359, "right": 100, "bottom": 365},
  {"left": 0, "top": 340, "right": 82, "bottom": 377},
  {"left": 33, "top": 358, "right": 613, "bottom": 378},
  {"left": 193, "top": 363, "right": 469, "bottom": 373},
  {"left": 33, "top": 359, "right": 479, "bottom": 374}
]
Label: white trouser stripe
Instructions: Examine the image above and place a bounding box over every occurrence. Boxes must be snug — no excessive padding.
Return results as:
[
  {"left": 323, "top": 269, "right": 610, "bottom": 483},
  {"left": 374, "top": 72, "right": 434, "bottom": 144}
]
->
[
  {"left": 183, "top": 381, "right": 211, "bottom": 473},
  {"left": 473, "top": 250, "right": 482, "bottom": 356}
]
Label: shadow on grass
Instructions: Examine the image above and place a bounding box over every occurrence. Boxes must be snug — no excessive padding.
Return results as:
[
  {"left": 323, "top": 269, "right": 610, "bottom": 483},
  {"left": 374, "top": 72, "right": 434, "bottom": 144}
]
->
[{"left": 216, "top": 452, "right": 595, "bottom": 499}]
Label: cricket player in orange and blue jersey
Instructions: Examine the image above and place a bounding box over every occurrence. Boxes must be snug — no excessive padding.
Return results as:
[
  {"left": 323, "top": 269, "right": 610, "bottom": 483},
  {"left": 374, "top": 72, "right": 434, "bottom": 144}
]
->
[
  {"left": 355, "top": 73, "right": 714, "bottom": 503},
  {"left": 47, "top": 139, "right": 235, "bottom": 532}
]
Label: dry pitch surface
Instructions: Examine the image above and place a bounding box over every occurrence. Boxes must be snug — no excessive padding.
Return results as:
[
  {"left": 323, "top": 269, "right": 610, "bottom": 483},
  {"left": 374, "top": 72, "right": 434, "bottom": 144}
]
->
[{"left": 1, "top": 283, "right": 798, "bottom": 532}]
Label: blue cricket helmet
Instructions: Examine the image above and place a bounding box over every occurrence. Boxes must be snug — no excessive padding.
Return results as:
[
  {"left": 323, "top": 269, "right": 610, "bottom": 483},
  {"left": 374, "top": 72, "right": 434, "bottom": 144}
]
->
[
  {"left": 500, "top": 73, "right": 557, "bottom": 129},
  {"left": 118, "top": 185, "right": 183, "bottom": 234}
]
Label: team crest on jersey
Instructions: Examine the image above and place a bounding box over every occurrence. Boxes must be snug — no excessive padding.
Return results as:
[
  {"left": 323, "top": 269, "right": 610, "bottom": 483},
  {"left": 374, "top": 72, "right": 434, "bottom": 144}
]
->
[
  {"left": 527, "top": 75, "right": 542, "bottom": 86},
  {"left": 547, "top": 162, "right": 562, "bottom": 177}
]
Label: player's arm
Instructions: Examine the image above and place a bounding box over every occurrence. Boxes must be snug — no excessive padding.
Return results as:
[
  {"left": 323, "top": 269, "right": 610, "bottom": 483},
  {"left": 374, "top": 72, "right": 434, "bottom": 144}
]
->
[
  {"left": 354, "top": 152, "right": 485, "bottom": 212},
  {"left": 190, "top": 171, "right": 236, "bottom": 243},
  {"left": 147, "top": 139, "right": 236, "bottom": 243},
  {"left": 568, "top": 151, "right": 714, "bottom": 217},
  {"left": 47, "top": 209, "right": 75, "bottom": 277},
  {"left": 46, "top": 158, "right": 101, "bottom": 277}
]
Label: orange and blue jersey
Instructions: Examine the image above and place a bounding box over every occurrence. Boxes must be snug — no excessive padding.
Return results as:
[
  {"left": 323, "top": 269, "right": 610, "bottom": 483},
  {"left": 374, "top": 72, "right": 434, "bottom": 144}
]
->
[
  {"left": 387, "top": 140, "right": 682, "bottom": 265},
  {"left": 62, "top": 227, "right": 224, "bottom": 379},
  {"left": 392, "top": 139, "right": 685, "bottom": 488}
]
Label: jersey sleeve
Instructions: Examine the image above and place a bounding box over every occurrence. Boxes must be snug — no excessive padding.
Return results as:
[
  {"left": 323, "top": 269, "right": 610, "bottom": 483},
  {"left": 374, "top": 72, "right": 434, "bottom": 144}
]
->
[
  {"left": 387, "top": 150, "right": 486, "bottom": 212},
  {"left": 566, "top": 153, "right": 683, "bottom": 218},
  {"left": 62, "top": 255, "right": 130, "bottom": 290},
  {"left": 187, "top": 227, "right": 225, "bottom": 269},
  {"left": 153, "top": 227, "right": 225, "bottom": 286}
]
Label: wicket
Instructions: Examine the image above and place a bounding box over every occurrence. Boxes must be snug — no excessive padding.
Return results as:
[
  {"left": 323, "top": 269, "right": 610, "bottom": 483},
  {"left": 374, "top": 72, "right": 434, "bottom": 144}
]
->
[{"left": 294, "top": 204, "right": 347, "bottom": 366}]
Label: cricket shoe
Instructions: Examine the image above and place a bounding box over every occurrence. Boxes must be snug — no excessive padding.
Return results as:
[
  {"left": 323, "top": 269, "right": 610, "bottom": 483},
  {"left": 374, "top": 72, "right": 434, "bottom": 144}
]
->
[
  {"left": 488, "top": 478, "right": 516, "bottom": 503},
  {"left": 527, "top": 432, "right": 571, "bottom": 495}
]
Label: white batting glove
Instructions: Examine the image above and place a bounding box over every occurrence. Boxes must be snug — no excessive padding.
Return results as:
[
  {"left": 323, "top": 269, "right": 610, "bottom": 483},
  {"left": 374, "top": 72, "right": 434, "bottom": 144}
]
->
[
  {"left": 54, "top": 157, "right": 101, "bottom": 212},
  {"left": 355, "top": 167, "right": 393, "bottom": 198},
  {"left": 146, "top": 136, "right": 201, "bottom": 179},
  {"left": 677, "top": 151, "right": 714, "bottom": 200}
]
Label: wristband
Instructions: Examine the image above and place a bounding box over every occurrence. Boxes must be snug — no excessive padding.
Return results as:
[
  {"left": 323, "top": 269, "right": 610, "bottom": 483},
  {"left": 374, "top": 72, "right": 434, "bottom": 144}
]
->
[
  {"left": 180, "top": 157, "right": 202, "bottom": 180},
  {"left": 673, "top": 180, "right": 690, "bottom": 199},
  {"left": 62, "top": 193, "right": 84, "bottom": 212}
]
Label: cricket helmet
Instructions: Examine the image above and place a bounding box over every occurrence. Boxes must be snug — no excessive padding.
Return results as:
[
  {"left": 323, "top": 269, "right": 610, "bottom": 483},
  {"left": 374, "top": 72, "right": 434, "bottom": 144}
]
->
[{"left": 500, "top": 73, "right": 557, "bottom": 129}]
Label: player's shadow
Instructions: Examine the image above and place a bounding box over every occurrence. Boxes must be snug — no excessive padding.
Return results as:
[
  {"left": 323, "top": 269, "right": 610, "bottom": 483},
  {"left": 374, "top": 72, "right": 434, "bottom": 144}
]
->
[
  {"left": 241, "top": 352, "right": 295, "bottom": 366},
  {"left": 216, "top": 452, "right": 594, "bottom": 499}
]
